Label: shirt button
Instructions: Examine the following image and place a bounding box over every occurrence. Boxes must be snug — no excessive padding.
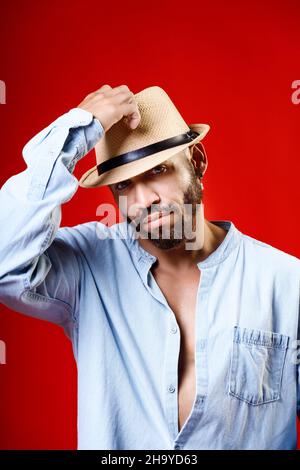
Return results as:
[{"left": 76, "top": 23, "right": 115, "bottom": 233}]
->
[
  {"left": 174, "top": 444, "right": 181, "bottom": 450},
  {"left": 168, "top": 384, "right": 176, "bottom": 393},
  {"left": 170, "top": 325, "right": 177, "bottom": 334}
]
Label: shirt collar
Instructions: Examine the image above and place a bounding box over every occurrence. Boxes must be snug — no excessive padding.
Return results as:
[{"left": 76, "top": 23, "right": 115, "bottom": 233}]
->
[{"left": 197, "top": 220, "right": 242, "bottom": 268}]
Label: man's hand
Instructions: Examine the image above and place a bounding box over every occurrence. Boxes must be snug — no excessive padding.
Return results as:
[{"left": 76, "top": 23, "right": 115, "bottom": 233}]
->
[{"left": 77, "top": 84, "right": 141, "bottom": 132}]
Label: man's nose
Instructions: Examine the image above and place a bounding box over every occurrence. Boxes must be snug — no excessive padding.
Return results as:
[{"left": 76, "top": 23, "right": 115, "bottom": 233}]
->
[
  {"left": 130, "top": 182, "right": 160, "bottom": 218},
  {"left": 135, "top": 181, "right": 160, "bottom": 206}
]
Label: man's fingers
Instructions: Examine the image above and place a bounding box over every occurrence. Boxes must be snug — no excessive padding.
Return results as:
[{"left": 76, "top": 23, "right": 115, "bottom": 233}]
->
[
  {"left": 96, "top": 84, "right": 112, "bottom": 93},
  {"left": 111, "top": 84, "right": 130, "bottom": 94},
  {"left": 120, "top": 102, "right": 141, "bottom": 129},
  {"left": 125, "top": 111, "right": 141, "bottom": 129},
  {"left": 106, "top": 89, "right": 140, "bottom": 129},
  {"left": 95, "top": 84, "right": 129, "bottom": 97},
  {"left": 80, "top": 84, "right": 141, "bottom": 131}
]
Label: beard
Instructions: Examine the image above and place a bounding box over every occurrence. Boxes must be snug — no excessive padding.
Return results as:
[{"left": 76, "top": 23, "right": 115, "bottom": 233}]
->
[{"left": 126, "top": 164, "right": 203, "bottom": 250}]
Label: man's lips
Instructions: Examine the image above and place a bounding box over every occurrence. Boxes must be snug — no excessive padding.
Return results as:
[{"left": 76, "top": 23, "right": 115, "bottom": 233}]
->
[
  {"left": 142, "top": 211, "right": 172, "bottom": 228},
  {"left": 142, "top": 211, "right": 166, "bottom": 224}
]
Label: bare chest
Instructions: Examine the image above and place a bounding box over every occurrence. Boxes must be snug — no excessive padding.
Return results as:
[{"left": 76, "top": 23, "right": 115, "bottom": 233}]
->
[{"left": 151, "top": 266, "right": 201, "bottom": 432}]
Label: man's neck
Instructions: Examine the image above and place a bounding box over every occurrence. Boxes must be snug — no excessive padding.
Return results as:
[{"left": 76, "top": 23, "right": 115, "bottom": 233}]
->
[{"left": 138, "top": 219, "right": 228, "bottom": 272}]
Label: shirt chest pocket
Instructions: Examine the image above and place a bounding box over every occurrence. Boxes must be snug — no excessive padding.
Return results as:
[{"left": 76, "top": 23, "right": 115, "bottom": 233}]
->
[{"left": 228, "top": 326, "right": 289, "bottom": 405}]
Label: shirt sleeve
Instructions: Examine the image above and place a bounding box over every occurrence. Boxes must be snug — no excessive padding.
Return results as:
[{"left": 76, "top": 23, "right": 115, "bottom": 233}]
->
[{"left": 0, "top": 107, "right": 104, "bottom": 338}]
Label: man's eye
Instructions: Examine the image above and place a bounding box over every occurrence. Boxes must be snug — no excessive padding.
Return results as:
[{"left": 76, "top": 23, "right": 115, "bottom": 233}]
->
[
  {"left": 151, "top": 165, "right": 167, "bottom": 175},
  {"left": 115, "top": 181, "right": 130, "bottom": 191},
  {"left": 115, "top": 165, "right": 167, "bottom": 191}
]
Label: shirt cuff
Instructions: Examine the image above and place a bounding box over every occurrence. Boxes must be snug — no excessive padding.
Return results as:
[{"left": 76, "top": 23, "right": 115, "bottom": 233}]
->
[{"left": 23, "top": 107, "right": 105, "bottom": 200}]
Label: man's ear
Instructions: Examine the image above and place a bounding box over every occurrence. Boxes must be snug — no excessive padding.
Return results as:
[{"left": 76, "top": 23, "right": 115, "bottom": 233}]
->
[{"left": 189, "top": 142, "right": 208, "bottom": 177}]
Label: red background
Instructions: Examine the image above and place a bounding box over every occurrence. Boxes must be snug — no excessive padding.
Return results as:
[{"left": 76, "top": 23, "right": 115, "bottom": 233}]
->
[{"left": 0, "top": 0, "right": 299, "bottom": 449}]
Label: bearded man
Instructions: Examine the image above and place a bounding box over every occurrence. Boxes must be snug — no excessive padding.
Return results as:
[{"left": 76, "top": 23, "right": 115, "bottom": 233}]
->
[{"left": 0, "top": 85, "right": 299, "bottom": 450}]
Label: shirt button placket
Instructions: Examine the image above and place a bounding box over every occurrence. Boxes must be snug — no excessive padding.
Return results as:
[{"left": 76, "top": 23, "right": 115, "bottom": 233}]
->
[
  {"left": 168, "top": 384, "right": 176, "bottom": 393},
  {"left": 164, "top": 316, "right": 180, "bottom": 441}
]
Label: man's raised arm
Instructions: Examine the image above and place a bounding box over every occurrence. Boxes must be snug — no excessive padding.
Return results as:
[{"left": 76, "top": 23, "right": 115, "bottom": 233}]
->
[{"left": 0, "top": 84, "right": 140, "bottom": 335}]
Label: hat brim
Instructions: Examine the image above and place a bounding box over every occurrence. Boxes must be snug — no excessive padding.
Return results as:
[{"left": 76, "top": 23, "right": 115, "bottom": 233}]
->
[{"left": 78, "top": 123, "right": 210, "bottom": 188}]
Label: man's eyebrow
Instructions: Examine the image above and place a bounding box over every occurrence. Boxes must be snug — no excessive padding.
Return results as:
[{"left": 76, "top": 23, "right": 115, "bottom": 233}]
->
[
  {"left": 113, "top": 162, "right": 173, "bottom": 190},
  {"left": 113, "top": 179, "right": 130, "bottom": 189}
]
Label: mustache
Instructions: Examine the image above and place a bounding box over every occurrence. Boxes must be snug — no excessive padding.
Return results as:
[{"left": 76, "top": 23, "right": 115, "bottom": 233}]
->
[{"left": 127, "top": 204, "right": 180, "bottom": 231}]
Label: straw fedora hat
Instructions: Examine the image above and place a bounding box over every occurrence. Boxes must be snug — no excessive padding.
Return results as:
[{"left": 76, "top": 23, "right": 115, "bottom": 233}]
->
[{"left": 79, "top": 86, "right": 210, "bottom": 188}]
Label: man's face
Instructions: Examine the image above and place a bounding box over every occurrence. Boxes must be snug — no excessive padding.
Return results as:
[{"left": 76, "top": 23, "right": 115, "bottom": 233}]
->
[{"left": 109, "top": 147, "right": 203, "bottom": 250}]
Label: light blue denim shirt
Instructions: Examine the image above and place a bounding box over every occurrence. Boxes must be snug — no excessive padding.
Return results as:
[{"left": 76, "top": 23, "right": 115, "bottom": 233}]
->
[{"left": 0, "top": 107, "right": 300, "bottom": 450}]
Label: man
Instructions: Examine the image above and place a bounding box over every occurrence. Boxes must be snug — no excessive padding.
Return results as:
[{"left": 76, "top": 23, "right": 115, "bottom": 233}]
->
[{"left": 0, "top": 84, "right": 299, "bottom": 450}]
